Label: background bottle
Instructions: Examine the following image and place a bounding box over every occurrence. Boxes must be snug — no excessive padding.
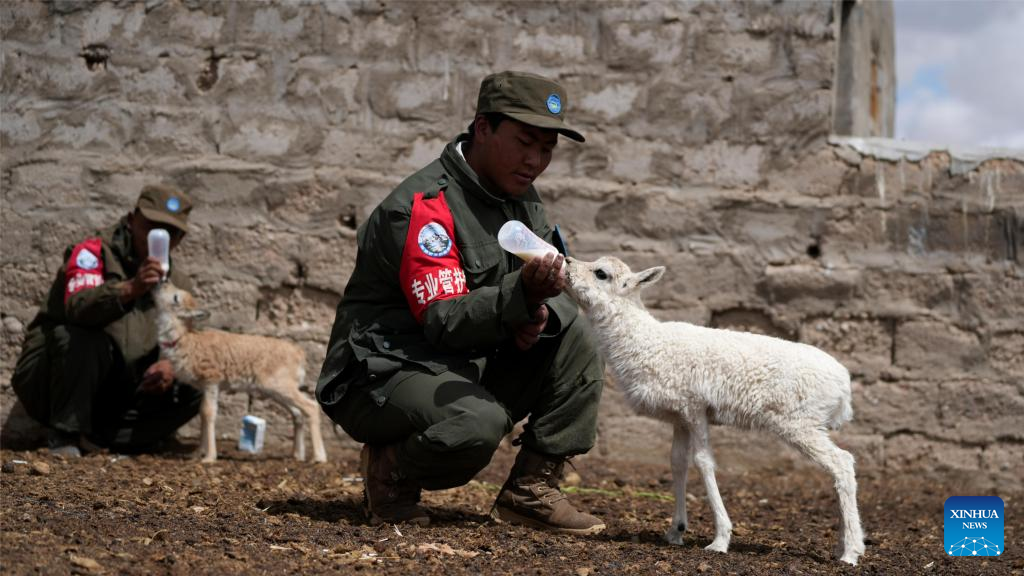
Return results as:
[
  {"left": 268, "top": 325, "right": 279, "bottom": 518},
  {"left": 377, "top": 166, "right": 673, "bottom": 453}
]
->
[
  {"left": 147, "top": 228, "right": 171, "bottom": 279},
  {"left": 238, "top": 415, "right": 266, "bottom": 454}
]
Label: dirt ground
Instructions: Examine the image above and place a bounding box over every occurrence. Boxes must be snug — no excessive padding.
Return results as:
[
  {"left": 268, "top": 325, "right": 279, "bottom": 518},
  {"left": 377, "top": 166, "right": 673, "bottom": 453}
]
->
[{"left": 1, "top": 441, "right": 1019, "bottom": 575}]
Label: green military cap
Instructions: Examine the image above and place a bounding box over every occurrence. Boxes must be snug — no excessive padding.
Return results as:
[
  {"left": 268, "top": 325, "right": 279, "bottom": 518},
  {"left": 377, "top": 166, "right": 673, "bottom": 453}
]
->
[
  {"left": 476, "top": 71, "right": 585, "bottom": 142},
  {"left": 136, "top": 184, "right": 192, "bottom": 233}
]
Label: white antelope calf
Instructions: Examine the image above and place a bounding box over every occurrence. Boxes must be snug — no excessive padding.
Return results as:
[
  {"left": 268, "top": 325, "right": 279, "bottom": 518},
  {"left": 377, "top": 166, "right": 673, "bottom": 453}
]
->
[
  {"left": 154, "top": 283, "right": 327, "bottom": 464},
  {"left": 563, "top": 256, "right": 864, "bottom": 565}
]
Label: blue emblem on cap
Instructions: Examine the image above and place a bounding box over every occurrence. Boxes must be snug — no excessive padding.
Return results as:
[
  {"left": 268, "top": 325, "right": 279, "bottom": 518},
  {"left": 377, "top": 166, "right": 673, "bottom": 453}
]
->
[
  {"left": 166, "top": 197, "right": 181, "bottom": 213},
  {"left": 546, "top": 94, "right": 561, "bottom": 115}
]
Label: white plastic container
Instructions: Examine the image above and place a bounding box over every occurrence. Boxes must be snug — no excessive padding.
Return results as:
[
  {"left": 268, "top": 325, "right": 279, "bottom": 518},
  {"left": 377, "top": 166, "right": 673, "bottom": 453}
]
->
[
  {"left": 498, "top": 220, "right": 559, "bottom": 263},
  {"left": 238, "top": 415, "right": 266, "bottom": 454},
  {"left": 147, "top": 228, "right": 171, "bottom": 278}
]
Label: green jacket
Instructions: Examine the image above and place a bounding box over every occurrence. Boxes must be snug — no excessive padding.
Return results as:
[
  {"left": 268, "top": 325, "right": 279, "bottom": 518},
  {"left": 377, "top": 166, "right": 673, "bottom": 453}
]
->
[
  {"left": 317, "top": 134, "right": 577, "bottom": 405},
  {"left": 21, "top": 217, "right": 190, "bottom": 376}
]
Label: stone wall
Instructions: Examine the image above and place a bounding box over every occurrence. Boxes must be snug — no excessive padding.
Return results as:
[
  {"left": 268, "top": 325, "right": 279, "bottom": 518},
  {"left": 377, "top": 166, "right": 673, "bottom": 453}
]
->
[
  {"left": 586, "top": 139, "right": 1024, "bottom": 492},
  {"left": 2, "top": 1, "right": 1021, "bottom": 491},
  {"left": 832, "top": 0, "right": 895, "bottom": 137}
]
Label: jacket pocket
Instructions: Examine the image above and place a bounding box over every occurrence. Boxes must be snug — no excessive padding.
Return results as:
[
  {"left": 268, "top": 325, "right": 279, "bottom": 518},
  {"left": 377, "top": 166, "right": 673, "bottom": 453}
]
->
[
  {"left": 367, "top": 332, "right": 452, "bottom": 376},
  {"left": 459, "top": 240, "right": 505, "bottom": 289}
]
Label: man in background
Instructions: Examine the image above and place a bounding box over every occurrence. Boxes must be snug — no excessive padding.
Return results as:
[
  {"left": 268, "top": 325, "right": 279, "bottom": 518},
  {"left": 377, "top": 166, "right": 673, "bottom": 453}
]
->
[{"left": 11, "top": 184, "right": 202, "bottom": 457}]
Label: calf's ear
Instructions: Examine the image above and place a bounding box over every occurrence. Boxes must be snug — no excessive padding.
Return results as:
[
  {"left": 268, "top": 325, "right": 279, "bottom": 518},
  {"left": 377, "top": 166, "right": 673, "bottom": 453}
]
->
[
  {"left": 629, "top": 266, "right": 665, "bottom": 290},
  {"left": 182, "top": 309, "right": 211, "bottom": 321}
]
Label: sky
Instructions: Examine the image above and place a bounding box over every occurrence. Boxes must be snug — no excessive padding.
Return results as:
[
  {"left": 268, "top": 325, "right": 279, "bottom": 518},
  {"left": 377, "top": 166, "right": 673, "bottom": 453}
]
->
[{"left": 894, "top": 0, "right": 1024, "bottom": 149}]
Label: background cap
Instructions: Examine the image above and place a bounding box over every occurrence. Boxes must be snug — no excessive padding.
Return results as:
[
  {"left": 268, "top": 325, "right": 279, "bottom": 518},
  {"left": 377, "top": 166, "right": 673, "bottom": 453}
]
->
[
  {"left": 136, "top": 184, "right": 192, "bottom": 233},
  {"left": 476, "top": 71, "right": 585, "bottom": 142}
]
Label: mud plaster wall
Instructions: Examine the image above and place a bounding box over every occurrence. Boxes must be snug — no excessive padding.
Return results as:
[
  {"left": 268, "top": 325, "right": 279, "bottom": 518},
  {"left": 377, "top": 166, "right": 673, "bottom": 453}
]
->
[{"left": 2, "top": 1, "right": 1021, "bottom": 491}]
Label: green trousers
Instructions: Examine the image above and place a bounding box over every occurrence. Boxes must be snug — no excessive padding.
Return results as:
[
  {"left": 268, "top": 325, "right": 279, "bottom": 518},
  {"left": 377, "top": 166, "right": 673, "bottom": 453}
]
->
[
  {"left": 11, "top": 324, "right": 202, "bottom": 451},
  {"left": 325, "top": 317, "right": 605, "bottom": 490}
]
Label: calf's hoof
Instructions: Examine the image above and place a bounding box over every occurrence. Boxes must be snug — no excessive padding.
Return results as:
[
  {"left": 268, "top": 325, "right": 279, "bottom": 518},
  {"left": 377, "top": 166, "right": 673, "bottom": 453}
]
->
[
  {"left": 839, "top": 549, "right": 862, "bottom": 565},
  {"left": 664, "top": 522, "right": 686, "bottom": 545},
  {"left": 705, "top": 539, "right": 729, "bottom": 553}
]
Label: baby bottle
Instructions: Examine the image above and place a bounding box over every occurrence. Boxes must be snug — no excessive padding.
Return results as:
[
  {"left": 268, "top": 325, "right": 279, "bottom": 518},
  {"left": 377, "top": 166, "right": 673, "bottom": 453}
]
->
[
  {"left": 498, "top": 220, "right": 559, "bottom": 262},
  {"left": 147, "top": 228, "right": 171, "bottom": 279}
]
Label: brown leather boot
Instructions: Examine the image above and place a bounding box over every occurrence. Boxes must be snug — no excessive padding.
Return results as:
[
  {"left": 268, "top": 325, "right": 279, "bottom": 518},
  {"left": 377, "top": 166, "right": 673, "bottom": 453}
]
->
[
  {"left": 360, "top": 444, "right": 429, "bottom": 526},
  {"left": 491, "top": 448, "right": 606, "bottom": 535}
]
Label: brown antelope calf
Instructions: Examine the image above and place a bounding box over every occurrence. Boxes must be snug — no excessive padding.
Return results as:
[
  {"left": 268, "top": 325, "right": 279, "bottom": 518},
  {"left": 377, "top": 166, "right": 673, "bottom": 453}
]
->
[{"left": 153, "top": 283, "right": 327, "bottom": 464}]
